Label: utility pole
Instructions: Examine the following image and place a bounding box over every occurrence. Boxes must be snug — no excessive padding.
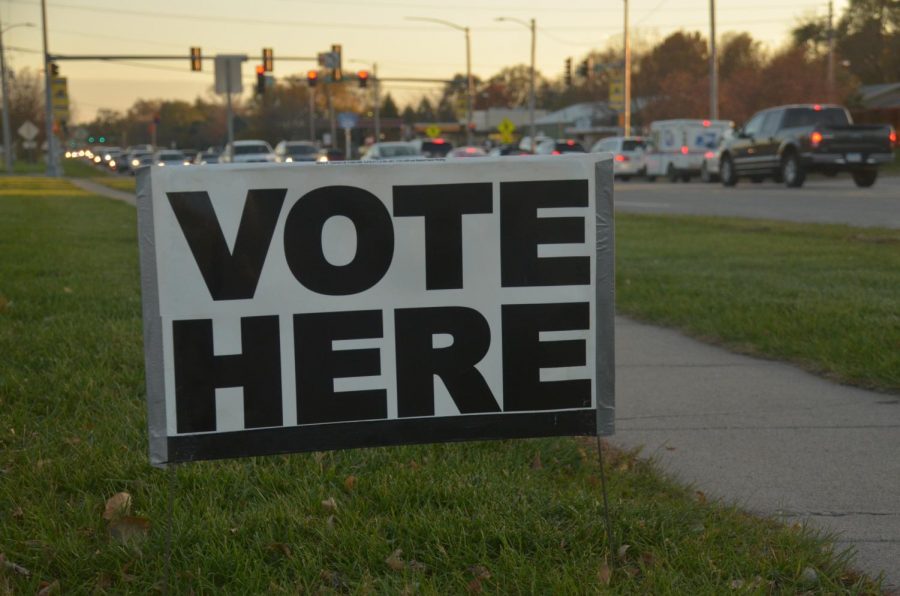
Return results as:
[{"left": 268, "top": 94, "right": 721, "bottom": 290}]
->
[
  {"left": 529, "top": 18, "right": 536, "bottom": 152},
  {"left": 0, "top": 20, "right": 14, "bottom": 173},
  {"left": 327, "top": 84, "right": 336, "bottom": 147},
  {"left": 40, "top": 0, "right": 58, "bottom": 176},
  {"left": 309, "top": 87, "right": 316, "bottom": 141},
  {"left": 826, "top": 0, "right": 835, "bottom": 102},
  {"left": 709, "top": 0, "right": 718, "bottom": 120},
  {"left": 373, "top": 62, "right": 381, "bottom": 141},
  {"left": 623, "top": 0, "right": 631, "bottom": 136},
  {"left": 465, "top": 26, "right": 474, "bottom": 146}
]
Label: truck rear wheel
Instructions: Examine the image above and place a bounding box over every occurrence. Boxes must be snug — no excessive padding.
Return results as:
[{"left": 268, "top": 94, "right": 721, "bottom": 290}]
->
[
  {"left": 667, "top": 164, "right": 679, "bottom": 182},
  {"left": 852, "top": 170, "right": 878, "bottom": 188},
  {"left": 781, "top": 152, "right": 805, "bottom": 188}
]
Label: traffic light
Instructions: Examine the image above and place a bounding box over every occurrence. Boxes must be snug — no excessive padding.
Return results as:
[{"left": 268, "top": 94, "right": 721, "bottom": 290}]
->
[
  {"left": 577, "top": 57, "right": 593, "bottom": 80},
  {"left": 255, "top": 65, "right": 266, "bottom": 95},
  {"left": 190, "top": 47, "right": 202, "bottom": 71},
  {"left": 331, "top": 44, "right": 343, "bottom": 82},
  {"left": 307, "top": 70, "right": 318, "bottom": 87},
  {"left": 49, "top": 62, "right": 59, "bottom": 77},
  {"left": 262, "top": 48, "right": 274, "bottom": 72},
  {"left": 564, "top": 58, "right": 572, "bottom": 87},
  {"left": 357, "top": 70, "right": 369, "bottom": 88}
]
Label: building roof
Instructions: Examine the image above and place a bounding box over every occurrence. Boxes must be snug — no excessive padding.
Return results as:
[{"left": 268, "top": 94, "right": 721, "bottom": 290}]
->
[{"left": 536, "top": 102, "right": 617, "bottom": 126}]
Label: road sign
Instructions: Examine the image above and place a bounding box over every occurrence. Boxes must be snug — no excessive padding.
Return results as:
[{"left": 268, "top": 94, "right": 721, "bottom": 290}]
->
[
  {"left": 609, "top": 80, "right": 625, "bottom": 111},
  {"left": 214, "top": 55, "right": 246, "bottom": 94},
  {"left": 337, "top": 112, "right": 358, "bottom": 130},
  {"left": 136, "top": 154, "right": 615, "bottom": 465},
  {"left": 425, "top": 125, "right": 441, "bottom": 139},
  {"left": 497, "top": 118, "right": 516, "bottom": 144},
  {"left": 318, "top": 51, "right": 339, "bottom": 69},
  {"left": 22, "top": 140, "right": 37, "bottom": 150},
  {"left": 18, "top": 120, "right": 39, "bottom": 141},
  {"left": 51, "top": 77, "right": 70, "bottom": 121}
]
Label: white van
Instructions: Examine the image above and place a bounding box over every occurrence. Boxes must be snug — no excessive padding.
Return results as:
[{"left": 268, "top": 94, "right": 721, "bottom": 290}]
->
[{"left": 644, "top": 119, "right": 733, "bottom": 182}]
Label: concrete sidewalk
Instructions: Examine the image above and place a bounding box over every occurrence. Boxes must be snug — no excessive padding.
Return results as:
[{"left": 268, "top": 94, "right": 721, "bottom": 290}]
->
[
  {"left": 614, "top": 316, "right": 899, "bottom": 588},
  {"left": 68, "top": 178, "right": 135, "bottom": 206}
]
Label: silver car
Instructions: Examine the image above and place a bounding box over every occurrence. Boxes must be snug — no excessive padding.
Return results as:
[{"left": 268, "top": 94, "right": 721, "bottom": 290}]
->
[{"left": 590, "top": 136, "right": 646, "bottom": 181}]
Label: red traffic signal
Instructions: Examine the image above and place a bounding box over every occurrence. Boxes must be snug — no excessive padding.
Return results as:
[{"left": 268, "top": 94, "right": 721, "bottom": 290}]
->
[
  {"left": 357, "top": 69, "right": 369, "bottom": 88},
  {"left": 307, "top": 70, "right": 318, "bottom": 87},
  {"left": 255, "top": 65, "right": 266, "bottom": 95}
]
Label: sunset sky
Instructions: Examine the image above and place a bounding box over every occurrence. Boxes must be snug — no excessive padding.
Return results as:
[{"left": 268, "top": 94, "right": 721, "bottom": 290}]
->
[{"left": 1, "top": 0, "right": 848, "bottom": 122}]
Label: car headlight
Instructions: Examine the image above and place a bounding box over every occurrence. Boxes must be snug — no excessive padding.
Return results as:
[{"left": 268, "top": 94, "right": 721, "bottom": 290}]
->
[
  {"left": 132, "top": 159, "right": 140, "bottom": 166},
  {"left": 158, "top": 162, "right": 165, "bottom": 166},
  {"left": 183, "top": 160, "right": 191, "bottom": 165},
  {"left": 285, "top": 157, "right": 293, "bottom": 163},
  {"left": 109, "top": 160, "right": 116, "bottom": 168},
  {"left": 316, "top": 155, "right": 328, "bottom": 163},
  {"left": 93, "top": 156, "right": 101, "bottom": 163}
]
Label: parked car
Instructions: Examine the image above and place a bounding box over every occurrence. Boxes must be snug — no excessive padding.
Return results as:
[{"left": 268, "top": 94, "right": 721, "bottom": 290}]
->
[
  {"left": 275, "top": 141, "right": 319, "bottom": 163},
  {"left": 412, "top": 138, "right": 453, "bottom": 158},
  {"left": 125, "top": 150, "right": 154, "bottom": 173},
  {"left": 698, "top": 128, "right": 737, "bottom": 183},
  {"left": 446, "top": 146, "right": 487, "bottom": 158},
  {"left": 488, "top": 144, "right": 529, "bottom": 156},
  {"left": 590, "top": 136, "right": 647, "bottom": 180},
  {"left": 719, "top": 104, "right": 897, "bottom": 188},
  {"left": 222, "top": 140, "right": 276, "bottom": 163},
  {"left": 153, "top": 150, "right": 190, "bottom": 166},
  {"left": 643, "top": 119, "right": 734, "bottom": 182},
  {"left": 535, "top": 139, "right": 586, "bottom": 155},
  {"left": 316, "top": 148, "right": 345, "bottom": 162},
  {"left": 361, "top": 142, "right": 423, "bottom": 161},
  {"left": 193, "top": 151, "right": 220, "bottom": 165}
]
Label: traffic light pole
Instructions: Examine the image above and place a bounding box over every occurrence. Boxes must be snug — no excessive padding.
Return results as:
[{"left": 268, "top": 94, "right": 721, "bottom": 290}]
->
[
  {"left": 623, "top": 0, "right": 631, "bottom": 137},
  {"left": 309, "top": 87, "right": 316, "bottom": 142},
  {"left": 373, "top": 63, "right": 380, "bottom": 141}
]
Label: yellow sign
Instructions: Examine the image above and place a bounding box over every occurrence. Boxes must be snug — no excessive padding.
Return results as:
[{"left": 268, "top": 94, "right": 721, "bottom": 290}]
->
[
  {"left": 497, "top": 118, "right": 516, "bottom": 144},
  {"left": 51, "top": 77, "right": 70, "bottom": 121},
  {"left": 609, "top": 80, "right": 624, "bottom": 111},
  {"left": 425, "top": 125, "right": 442, "bottom": 139}
]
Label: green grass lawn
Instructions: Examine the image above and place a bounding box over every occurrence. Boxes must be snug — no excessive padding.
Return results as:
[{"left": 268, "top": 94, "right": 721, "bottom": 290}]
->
[
  {"left": 0, "top": 179, "right": 884, "bottom": 593},
  {"left": 90, "top": 176, "right": 137, "bottom": 193},
  {"left": 616, "top": 214, "right": 900, "bottom": 393}
]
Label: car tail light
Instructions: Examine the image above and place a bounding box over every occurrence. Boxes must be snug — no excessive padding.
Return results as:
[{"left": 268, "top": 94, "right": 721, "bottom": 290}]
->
[
  {"left": 813, "top": 104, "right": 822, "bottom": 111},
  {"left": 551, "top": 150, "right": 561, "bottom": 155},
  {"left": 465, "top": 147, "right": 477, "bottom": 153},
  {"left": 702, "top": 120, "right": 711, "bottom": 127},
  {"left": 566, "top": 140, "right": 575, "bottom": 146},
  {"left": 433, "top": 138, "right": 445, "bottom": 144},
  {"left": 810, "top": 131, "right": 823, "bottom": 147},
  {"left": 680, "top": 146, "right": 689, "bottom": 155},
  {"left": 704, "top": 151, "right": 714, "bottom": 159},
  {"left": 890, "top": 129, "right": 897, "bottom": 146},
  {"left": 614, "top": 154, "right": 628, "bottom": 162}
]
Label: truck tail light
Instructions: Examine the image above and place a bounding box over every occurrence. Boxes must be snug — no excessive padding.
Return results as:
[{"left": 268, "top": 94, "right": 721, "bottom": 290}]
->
[
  {"left": 680, "top": 145, "right": 689, "bottom": 155},
  {"left": 614, "top": 154, "right": 628, "bottom": 162},
  {"left": 810, "top": 131, "right": 823, "bottom": 148},
  {"left": 890, "top": 129, "right": 897, "bottom": 146},
  {"left": 704, "top": 151, "right": 714, "bottom": 159}
]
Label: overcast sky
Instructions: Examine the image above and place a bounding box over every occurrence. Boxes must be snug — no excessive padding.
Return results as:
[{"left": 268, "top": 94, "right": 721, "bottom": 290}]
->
[{"left": 2, "top": 0, "right": 847, "bottom": 122}]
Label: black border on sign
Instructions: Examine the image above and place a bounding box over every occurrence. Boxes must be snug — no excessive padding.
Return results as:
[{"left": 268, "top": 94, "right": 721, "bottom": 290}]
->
[{"left": 168, "top": 410, "right": 596, "bottom": 462}]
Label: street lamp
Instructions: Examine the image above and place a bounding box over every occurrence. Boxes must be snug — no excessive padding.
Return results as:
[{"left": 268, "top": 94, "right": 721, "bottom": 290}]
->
[
  {"left": 405, "top": 16, "right": 474, "bottom": 145},
  {"left": 496, "top": 17, "right": 536, "bottom": 152},
  {"left": 0, "top": 21, "right": 36, "bottom": 173}
]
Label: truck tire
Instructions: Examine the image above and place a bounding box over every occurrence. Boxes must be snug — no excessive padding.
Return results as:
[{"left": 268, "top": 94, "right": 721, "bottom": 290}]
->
[
  {"left": 781, "top": 152, "right": 805, "bottom": 188},
  {"left": 852, "top": 170, "right": 878, "bottom": 188},
  {"left": 667, "top": 164, "right": 678, "bottom": 183},
  {"left": 720, "top": 155, "right": 737, "bottom": 187},
  {"left": 700, "top": 162, "right": 711, "bottom": 183}
]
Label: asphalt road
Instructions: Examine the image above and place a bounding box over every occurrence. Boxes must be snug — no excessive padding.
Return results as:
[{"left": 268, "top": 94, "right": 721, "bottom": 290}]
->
[{"left": 615, "top": 175, "right": 900, "bottom": 229}]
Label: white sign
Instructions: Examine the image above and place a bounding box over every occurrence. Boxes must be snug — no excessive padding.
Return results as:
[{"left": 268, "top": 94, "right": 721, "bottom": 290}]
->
[
  {"left": 137, "top": 156, "right": 615, "bottom": 465},
  {"left": 18, "top": 120, "right": 39, "bottom": 141},
  {"left": 214, "top": 55, "right": 246, "bottom": 95}
]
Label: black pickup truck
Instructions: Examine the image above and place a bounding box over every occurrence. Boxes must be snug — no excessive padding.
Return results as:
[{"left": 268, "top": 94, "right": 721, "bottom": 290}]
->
[{"left": 719, "top": 104, "right": 896, "bottom": 188}]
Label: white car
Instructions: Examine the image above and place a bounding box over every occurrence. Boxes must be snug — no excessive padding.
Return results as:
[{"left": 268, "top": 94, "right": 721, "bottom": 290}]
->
[
  {"left": 360, "top": 142, "right": 423, "bottom": 161},
  {"left": 590, "top": 136, "right": 647, "bottom": 181},
  {"left": 274, "top": 141, "right": 319, "bottom": 163},
  {"left": 153, "top": 150, "right": 190, "bottom": 167},
  {"left": 222, "top": 140, "right": 276, "bottom": 163}
]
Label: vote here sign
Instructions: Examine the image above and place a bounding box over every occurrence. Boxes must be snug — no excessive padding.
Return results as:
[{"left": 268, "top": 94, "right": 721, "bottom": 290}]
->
[{"left": 137, "top": 155, "right": 615, "bottom": 466}]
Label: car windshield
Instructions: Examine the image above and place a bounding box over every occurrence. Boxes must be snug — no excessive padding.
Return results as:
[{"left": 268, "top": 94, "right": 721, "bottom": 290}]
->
[
  {"left": 782, "top": 107, "right": 850, "bottom": 128},
  {"left": 234, "top": 144, "right": 269, "bottom": 155},
  {"left": 380, "top": 145, "right": 419, "bottom": 157},
  {"left": 158, "top": 153, "right": 185, "bottom": 161},
  {"left": 622, "top": 140, "right": 645, "bottom": 151},
  {"left": 288, "top": 145, "right": 317, "bottom": 156}
]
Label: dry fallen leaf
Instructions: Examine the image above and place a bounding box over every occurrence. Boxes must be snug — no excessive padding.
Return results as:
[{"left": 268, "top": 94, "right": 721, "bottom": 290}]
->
[
  {"left": 695, "top": 490, "right": 707, "bottom": 505},
  {"left": 321, "top": 497, "right": 338, "bottom": 512},
  {"left": 469, "top": 565, "right": 491, "bottom": 580},
  {"left": 617, "top": 544, "right": 631, "bottom": 560},
  {"left": 344, "top": 475, "right": 357, "bottom": 491},
  {"left": 729, "top": 579, "right": 744, "bottom": 589},
  {"left": 0, "top": 553, "right": 31, "bottom": 577},
  {"left": 266, "top": 543, "right": 292, "bottom": 558},
  {"left": 37, "top": 579, "right": 60, "bottom": 595},
  {"left": 530, "top": 452, "right": 543, "bottom": 470},
  {"left": 598, "top": 560, "right": 612, "bottom": 585},
  {"left": 385, "top": 549, "right": 405, "bottom": 571},
  {"left": 11, "top": 506, "right": 24, "bottom": 519},
  {"left": 107, "top": 515, "right": 150, "bottom": 544},
  {"left": 466, "top": 578, "right": 483, "bottom": 593},
  {"left": 103, "top": 492, "right": 132, "bottom": 521},
  {"left": 408, "top": 559, "right": 428, "bottom": 572}
]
